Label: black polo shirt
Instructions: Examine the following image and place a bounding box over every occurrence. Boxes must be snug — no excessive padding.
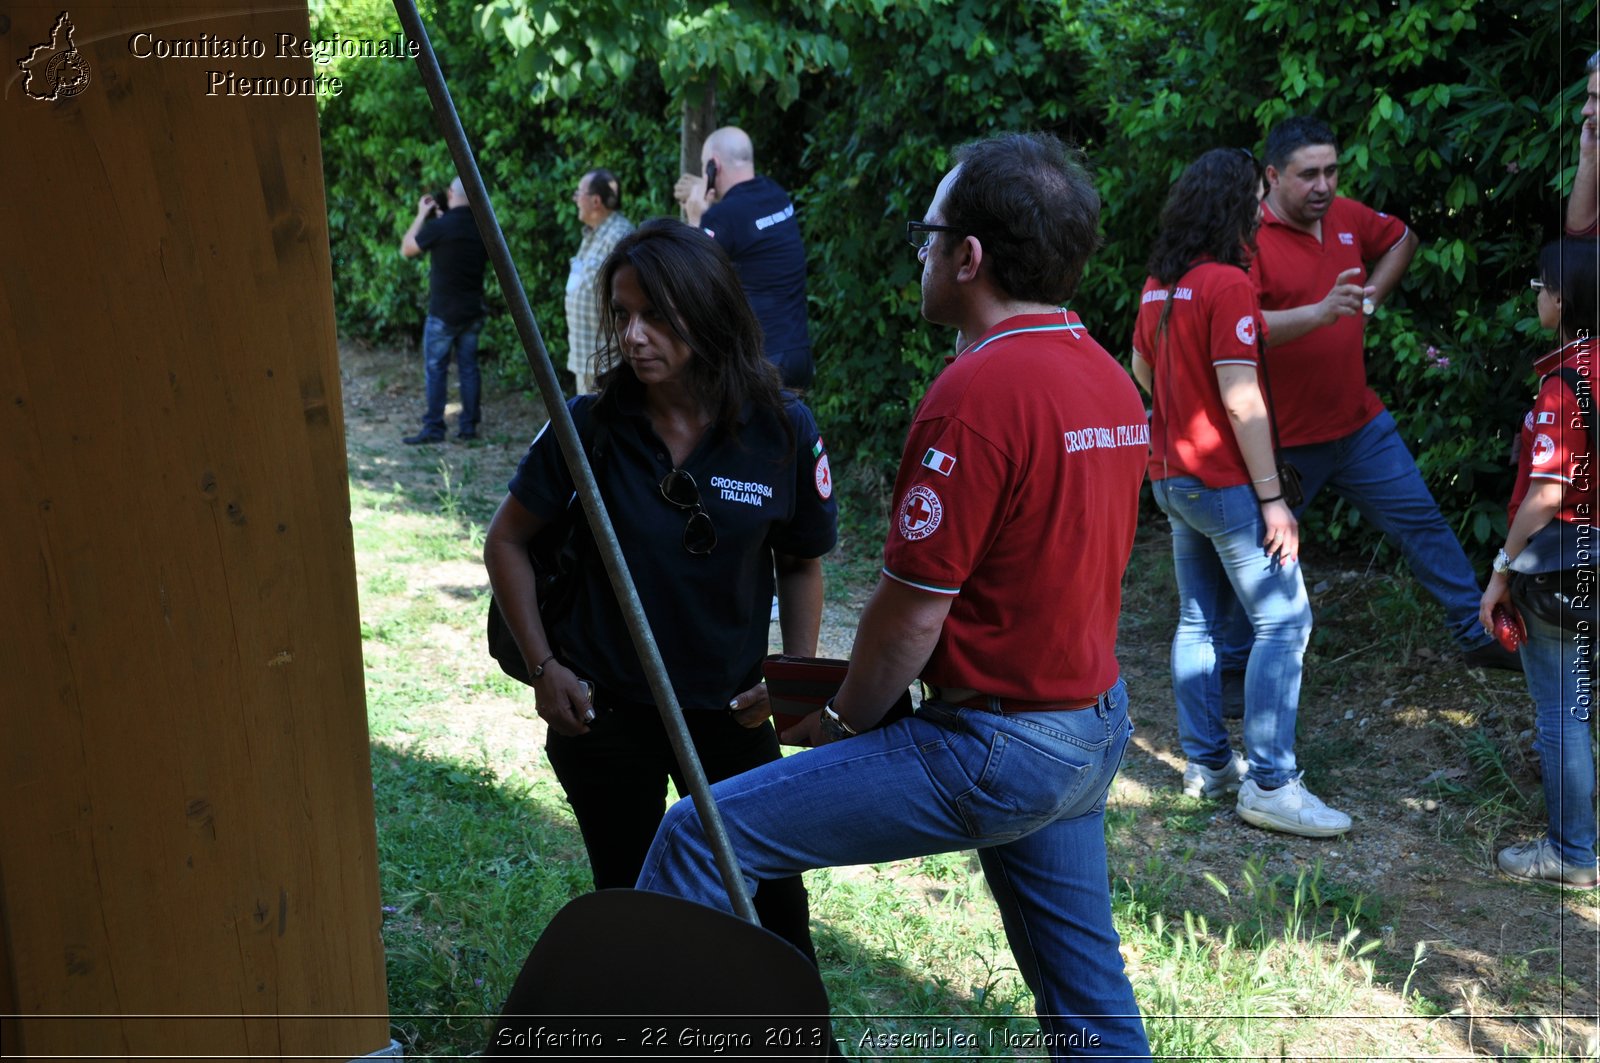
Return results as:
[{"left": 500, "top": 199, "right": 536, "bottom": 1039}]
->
[
  {"left": 415, "top": 206, "right": 488, "bottom": 325},
  {"left": 508, "top": 391, "right": 837, "bottom": 709},
  {"left": 700, "top": 176, "right": 813, "bottom": 388}
]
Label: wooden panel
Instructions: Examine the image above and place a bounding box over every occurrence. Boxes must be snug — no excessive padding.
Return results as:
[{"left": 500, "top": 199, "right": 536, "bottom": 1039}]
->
[{"left": 0, "top": 3, "right": 389, "bottom": 1058}]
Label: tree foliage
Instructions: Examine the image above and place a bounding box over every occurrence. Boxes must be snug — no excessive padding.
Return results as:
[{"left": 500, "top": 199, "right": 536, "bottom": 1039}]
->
[{"left": 317, "top": 0, "right": 1597, "bottom": 551}]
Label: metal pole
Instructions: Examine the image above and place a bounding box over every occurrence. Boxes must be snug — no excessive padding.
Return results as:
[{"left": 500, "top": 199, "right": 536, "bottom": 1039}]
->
[{"left": 390, "top": 0, "right": 759, "bottom": 927}]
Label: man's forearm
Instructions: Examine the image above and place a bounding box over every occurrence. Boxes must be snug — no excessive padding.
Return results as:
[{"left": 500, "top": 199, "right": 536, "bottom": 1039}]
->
[
  {"left": 1365, "top": 230, "right": 1419, "bottom": 306},
  {"left": 831, "top": 574, "right": 952, "bottom": 730},
  {"left": 1261, "top": 305, "right": 1329, "bottom": 347}
]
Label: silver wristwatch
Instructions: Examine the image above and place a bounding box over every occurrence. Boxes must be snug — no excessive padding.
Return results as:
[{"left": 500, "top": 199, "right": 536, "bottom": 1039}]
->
[
  {"left": 819, "top": 698, "right": 858, "bottom": 742},
  {"left": 1492, "top": 548, "right": 1512, "bottom": 575}
]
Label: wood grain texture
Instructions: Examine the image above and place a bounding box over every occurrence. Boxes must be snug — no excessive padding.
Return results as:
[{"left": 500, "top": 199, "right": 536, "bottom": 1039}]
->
[{"left": 1, "top": 3, "right": 389, "bottom": 1057}]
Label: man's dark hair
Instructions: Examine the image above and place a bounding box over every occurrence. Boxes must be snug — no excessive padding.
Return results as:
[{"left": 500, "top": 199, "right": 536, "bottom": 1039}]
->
[
  {"left": 1264, "top": 116, "right": 1338, "bottom": 171},
  {"left": 1540, "top": 237, "right": 1600, "bottom": 340},
  {"left": 595, "top": 219, "right": 785, "bottom": 437},
  {"left": 1147, "top": 149, "right": 1262, "bottom": 286},
  {"left": 586, "top": 169, "right": 622, "bottom": 211},
  {"left": 939, "top": 132, "right": 1102, "bottom": 304}
]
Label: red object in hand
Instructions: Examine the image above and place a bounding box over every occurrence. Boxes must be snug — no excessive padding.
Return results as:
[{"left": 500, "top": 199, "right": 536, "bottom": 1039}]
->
[{"left": 1492, "top": 604, "right": 1526, "bottom": 652}]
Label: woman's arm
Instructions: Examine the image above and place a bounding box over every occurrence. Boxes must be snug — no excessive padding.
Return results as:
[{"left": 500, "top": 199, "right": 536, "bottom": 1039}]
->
[
  {"left": 727, "top": 552, "right": 824, "bottom": 728},
  {"left": 1215, "top": 363, "right": 1298, "bottom": 563},
  {"left": 484, "top": 494, "right": 594, "bottom": 735},
  {"left": 1479, "top": 480, "right": 1567, "bottom": 631},
  {"left": 1130, "top": 348, "right": 1153, "bottom": 395}
]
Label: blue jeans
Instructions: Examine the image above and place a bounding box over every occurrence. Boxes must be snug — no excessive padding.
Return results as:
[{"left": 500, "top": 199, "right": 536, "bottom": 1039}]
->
[
  {"left": 1520, "top": 608, "right": 1597, "bottom": 866},
  {"left": 421, "top": 314, "right": 483, "bottom": 436},
  {"left": 1222, "top": 409, "right": 1491, "bottom": 665},
  {"left": 1153, "top": 477, "right": 1312, "bottom": 788},
  {"left": 637, "top": 683, "right": 1150, "bottom": 1060}
]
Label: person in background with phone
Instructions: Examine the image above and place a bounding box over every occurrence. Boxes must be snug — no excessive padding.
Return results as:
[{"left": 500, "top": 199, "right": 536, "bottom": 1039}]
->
[
  {"left": 1130, "top": 149, "right": 1347, "bottom": 838},
  {"left": 399, "top": 175, "right": 489, "bottom": 444},
  {"left": 674, "top": 127, "right": 814, "bottom": 390},
  {"left": 483, "top": 219, "right": 838, "bottom": 964},
  {"left": 1477, "top": 238, "right": 1599, "bottom": 890},
  {"left": 1565, "top": 52, "right": 1600, "bottom": 237}
]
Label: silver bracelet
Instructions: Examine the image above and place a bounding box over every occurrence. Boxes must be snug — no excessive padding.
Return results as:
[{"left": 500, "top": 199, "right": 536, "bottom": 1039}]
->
[{"left": 1252, "top": 472, "right": 1280, "bottom": 483}]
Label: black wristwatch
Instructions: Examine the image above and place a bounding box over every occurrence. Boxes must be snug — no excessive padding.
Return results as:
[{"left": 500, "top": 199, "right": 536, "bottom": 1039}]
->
[{"left": 819, "top": 697, "right": 859, "bottom": 742}]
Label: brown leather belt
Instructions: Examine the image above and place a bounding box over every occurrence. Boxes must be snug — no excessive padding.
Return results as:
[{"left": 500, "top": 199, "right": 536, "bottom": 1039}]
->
[{"left": 924, "top": 685, "right": 1102, "bottom": 715}]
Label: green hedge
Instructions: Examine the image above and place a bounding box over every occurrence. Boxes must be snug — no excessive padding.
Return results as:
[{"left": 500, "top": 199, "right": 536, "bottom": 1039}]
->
[{"left": 317, "top": 0, "right": 1596, "bottom": 552}]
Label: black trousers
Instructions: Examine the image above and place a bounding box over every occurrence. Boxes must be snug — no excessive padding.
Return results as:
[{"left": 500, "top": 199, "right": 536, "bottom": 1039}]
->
[{"left": 545, "top": 699, "right": 819, "bottom": 966}]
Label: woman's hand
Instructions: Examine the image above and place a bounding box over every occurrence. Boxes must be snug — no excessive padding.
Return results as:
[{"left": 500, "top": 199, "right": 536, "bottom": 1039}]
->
[
  {"left": 1260, "top": 499, "right": 1299, "bottom": 564},
  {"left": 534, "top": 662, "right": 596, "bottom": 736},
  {"left": 1479, "top": 570, "right": 1513, "bottom": 634},
  {"left": 727, "top": 682, "right": 773, "bottom": 728},
  {"left": 778, "top": 713, "right": 823, "bottom": 747}
]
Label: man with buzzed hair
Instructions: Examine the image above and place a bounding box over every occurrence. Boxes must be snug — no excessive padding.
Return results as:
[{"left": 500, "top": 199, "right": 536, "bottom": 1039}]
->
[
  {"left": 1566, "top": 51, "right": 1600, "bottom": 236},
  {"left": 565, "top": 168, "right": 634, "bottom": 394},
  {"left": 675, "top": 127, "right": 814, "bottom": 389},
  {"left": 401, "top": 176, "right": 489, "bottom": 444},
  {"left": 642, "top": 132, "right": 1152, "bottom": 1059}
]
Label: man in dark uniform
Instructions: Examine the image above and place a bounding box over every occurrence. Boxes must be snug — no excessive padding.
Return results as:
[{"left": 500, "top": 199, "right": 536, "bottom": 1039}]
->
[
  {"left": 675, "top": 127, "right": 813, "bottom": 389},
  {"left": 400, "top": 176, "right": 489, "bottom": 443},
  {"left": 640, "top": 132, "right": 1152, "bottom": 1060}
]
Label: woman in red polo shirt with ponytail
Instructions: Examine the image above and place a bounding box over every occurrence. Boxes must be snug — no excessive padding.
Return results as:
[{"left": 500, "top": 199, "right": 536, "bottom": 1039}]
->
[{"left": 1131, "top": 148, "right": 1350, "bottom": 838}]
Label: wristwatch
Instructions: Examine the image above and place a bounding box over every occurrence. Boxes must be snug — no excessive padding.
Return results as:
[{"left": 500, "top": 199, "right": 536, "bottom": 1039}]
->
[
  {"left": 1492, "top": 548, "right": 1512, "bottom": 575},
  {"left": 819, "top": 698, "right": 859, "bottom": 742},
  {"left": 530, "top": 653, "right": 557, "bottom": 678}
]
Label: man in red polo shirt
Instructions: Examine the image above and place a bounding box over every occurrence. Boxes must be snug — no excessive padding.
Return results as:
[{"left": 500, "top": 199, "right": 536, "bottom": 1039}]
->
[
  {"left": 639, "top": 132, "right": 1152, "bottom": 1059},
  {"left": 1226, "top": 115, "right": 1514, "bottom": 671},
  {"left": 1566, "top": 52, "right": 1600, "bottom": 238}
]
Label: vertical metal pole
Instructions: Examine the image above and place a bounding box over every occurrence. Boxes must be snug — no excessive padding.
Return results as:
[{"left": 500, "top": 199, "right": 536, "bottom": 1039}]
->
[{"left": 390, "top": 0, "right": 759, "bottom": 926}]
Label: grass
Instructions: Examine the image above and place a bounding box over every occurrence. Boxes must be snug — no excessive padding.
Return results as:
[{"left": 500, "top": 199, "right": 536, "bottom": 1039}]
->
[{"left": 352, "top": 459, "right": 1598, "bottom": 1060}]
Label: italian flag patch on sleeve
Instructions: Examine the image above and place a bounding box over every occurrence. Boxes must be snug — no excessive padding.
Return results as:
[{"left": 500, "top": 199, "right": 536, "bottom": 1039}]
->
[{"left": 921, "top": 447, "right": 956, "bottom": 476}]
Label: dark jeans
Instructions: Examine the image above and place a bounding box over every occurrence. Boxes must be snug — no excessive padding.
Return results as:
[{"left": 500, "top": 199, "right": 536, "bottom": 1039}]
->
[{"left": 546, "top": 699, "right": 819, "bottom": 966}]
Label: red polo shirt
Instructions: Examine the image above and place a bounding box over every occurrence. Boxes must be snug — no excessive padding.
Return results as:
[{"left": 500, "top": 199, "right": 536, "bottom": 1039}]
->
[
  {"left": 881, "top": 311, "right": 1147, "bottom": 701},
  {"left": 1509, "top": 338, "right": 1598, "bottom": 527},
  {"left": 1132, "top": 261, "right": 1264, "bottom": 487},
  {"left": 1253, "top": 197, "right": 1410, "bottom": 447}
]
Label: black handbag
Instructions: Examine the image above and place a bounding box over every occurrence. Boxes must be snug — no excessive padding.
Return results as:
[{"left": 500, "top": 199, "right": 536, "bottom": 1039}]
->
[
  {"left": 486, "top": 409, "right": 608, "bottom": 685},
  {"left": 1508, "top": 366, "right": 1597, "bottom": 629}
]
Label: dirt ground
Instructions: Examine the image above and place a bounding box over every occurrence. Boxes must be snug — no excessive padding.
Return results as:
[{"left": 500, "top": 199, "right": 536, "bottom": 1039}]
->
[{"left": 340, "top": 338, "right": 1598, "bottom": 1060}]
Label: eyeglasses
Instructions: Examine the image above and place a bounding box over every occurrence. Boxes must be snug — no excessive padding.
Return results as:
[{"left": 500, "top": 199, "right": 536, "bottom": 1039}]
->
[
  {"left": 1530, "top": 278, "right": 1547, "bottom": 291},
  {"left": 659, "top": 469, "right": 717, "bottom": 555},
  {"left": 906, "top": 221, "right": 962, "bottom": 250}
]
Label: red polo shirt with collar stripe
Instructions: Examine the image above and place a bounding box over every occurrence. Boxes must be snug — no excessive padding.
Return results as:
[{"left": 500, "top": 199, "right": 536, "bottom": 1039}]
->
[
  {"left": 881, "top": 310, "right": 1147, "bottom": 702},
  {"left": 1510, "top": 338, "right": 1599, "bottom": 527},
  {"left": 1253, "top": 196, "right": 1410, "bottom": 447},
  {"left": 1132, "top": 261, "right": 1264, "bottom": 487}
]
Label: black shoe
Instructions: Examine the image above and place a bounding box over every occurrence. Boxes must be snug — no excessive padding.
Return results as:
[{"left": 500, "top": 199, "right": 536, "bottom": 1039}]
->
[
  {"left": 456, "top": 431, "right": 478, "bottom": 442},
  {"left": 402, "top": 431, "right": 445, "bottom": 445},
  {"left": 1463, "top": 641, "right": 1523, "bottom": 672}
]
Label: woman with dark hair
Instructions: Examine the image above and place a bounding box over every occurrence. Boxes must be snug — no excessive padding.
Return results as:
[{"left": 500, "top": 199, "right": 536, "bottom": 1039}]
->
[
  {"left": 483, "top": 218, "right": 838, "bottom": 953},
  {"left": 1131, "top": 148, "right": 1350, "bottom": 838},
  {"left": 1478, "top": 237, "right": 1599, "bottom": 889}
]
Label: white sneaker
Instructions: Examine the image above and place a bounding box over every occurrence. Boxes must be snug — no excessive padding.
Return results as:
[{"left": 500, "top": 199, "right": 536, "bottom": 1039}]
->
[
  {"left": 1236, "top": 778, "right": 1351, "bottom": 838},
  {"left": 1182, "top": 750, "right": 1249, "bottom": 799}
]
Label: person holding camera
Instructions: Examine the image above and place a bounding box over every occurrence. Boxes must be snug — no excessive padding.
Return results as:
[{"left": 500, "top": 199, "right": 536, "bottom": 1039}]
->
[
  {"left": 1131, "top": 149, "right": 1348, "bottom": 839},
  {"left": 483, "top": 218, "right": 837, "bottom": 960},
  {"left": 400, "top": 176, "right": 489, "bottom": 444}
]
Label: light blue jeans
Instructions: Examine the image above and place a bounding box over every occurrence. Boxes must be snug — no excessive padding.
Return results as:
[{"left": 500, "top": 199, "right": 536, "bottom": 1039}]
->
[
  {"left": 1520, "top": 607, "right": 1597, "bottom": 866},
  {"left": 1152, "top": 477, "right": 1312, "bottom": 788},
  {"left": 421, "top": 313, "right": 483, "bottom": 437},
  {"left": 1222, "top": 409, "right": 1492, "bottom": 664},
  {"left": 637, "top": 682, "right": 1150, "bottom": 1060}
]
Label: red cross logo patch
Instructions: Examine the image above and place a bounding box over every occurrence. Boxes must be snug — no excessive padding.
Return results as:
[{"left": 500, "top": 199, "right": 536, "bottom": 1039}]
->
[{"left": 897, "top": 485, "right": 944, "bottom": 541}]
